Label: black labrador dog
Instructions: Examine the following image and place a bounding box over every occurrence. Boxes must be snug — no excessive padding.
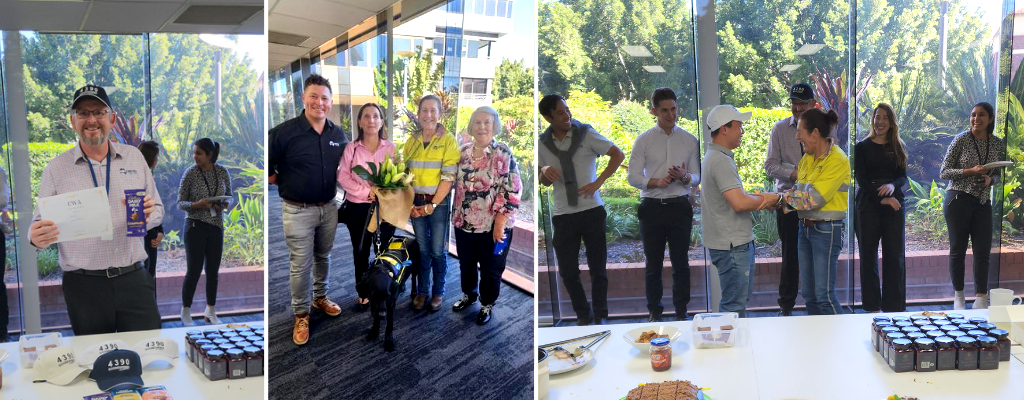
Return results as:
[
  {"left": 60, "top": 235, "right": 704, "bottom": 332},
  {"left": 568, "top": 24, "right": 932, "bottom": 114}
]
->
[{"left": 356, "top": 235, "right": 420, "bottom": 352}]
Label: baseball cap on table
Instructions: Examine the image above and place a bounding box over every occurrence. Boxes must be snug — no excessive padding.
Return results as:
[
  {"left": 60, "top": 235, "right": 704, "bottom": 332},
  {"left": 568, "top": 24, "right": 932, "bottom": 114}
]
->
[
  {"left": 32, "top": 346, "right": 87, "bottom": 385},
  {"left": 706, "top": 104, "right": 752, "bottom": 132},
  {"left": 79, "top": 339, "right": 129, "bottom": 367},
  {"left": 789, "top": 83, "right": 814, "bottom": 101},
  {"left": 131, "top": 337, "right": 178, "bottom": 367},
  {"left": 71, "top": 85, "right": 112, "bottom": 110},
  {"left": 89, "top": 349, "right": 144, "bottom": 391}
]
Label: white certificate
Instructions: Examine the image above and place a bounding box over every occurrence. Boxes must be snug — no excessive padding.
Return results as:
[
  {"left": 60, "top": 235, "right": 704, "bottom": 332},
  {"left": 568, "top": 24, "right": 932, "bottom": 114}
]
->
[{"left": 37, "top": 187, "right": 114, "bottom": 243}]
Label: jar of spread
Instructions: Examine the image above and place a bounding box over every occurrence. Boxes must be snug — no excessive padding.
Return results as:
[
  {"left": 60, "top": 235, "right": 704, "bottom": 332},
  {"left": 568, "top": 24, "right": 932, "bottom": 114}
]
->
[
  {"left": 912, "top": 319, "right": 931, "bottom": 327},
  {"left": 928, "top": 314, "right": 948, "bottom": 322},
  {"left": 988, "top": 329, "right": 1011, "bottom": 361},
  {"left": 949, "top": 319, "right": 969, "bottom": 325},
  {"left": 939, "top": 324, "right": 960, "bottom": 334},
  {"left": 874, "top": 322, "right": 893, "bottom": 352},
  {"left": 219, "top": 328, "right": 235, "bottom": 335},
  {"left": 202, "top": 329, "right": 218, "bottom": 337},
  {"left": 197, "top": 343, "right": 215, "bottom": 369},
  {"left": 223, "top": 331, "right": 239, "bottom": 339},
  {"left": 929, "top": 319, "right": 950, "bottom": 327},
  {"left": 206, "top": 334, "right": 225, "bottom": 342},
  {"left": 957, "top": 323, "right": 978, "bottom": 332},
  {"left": 919, "top": 325, "right": 939, "bottom": 332},
  {"left": 947, "top": 313, "right": 965, "bottom": 320},
  {"left": 901, "top": 326, "right": 922, "bottom": 335},
  {"left": 885, "top": 332, "right": 907, "bottom": 363},
  {"left": 955, "top": 336, "right": 979, "bottom": 371},
  {"left": 187, "top": 334, "right": 203, "bottom": 363},
  {"left": 253, "top": 340, "right": 265, "bottom": 349},
  {"left": 977, "top": 336, "right": 999, "bottom": 370},
  {"left": 906, "top": 332, "right": 927, "bottom": 342},
  {"left": 650, "top": 338, "right": 671, "bottom": 372},
  {"left": 218, "top": 343, "right": 236, "bottom": 352},
  {"left": 966, "top": 329, "right": 988, "bottom": 339},
  {"left": 976, "top": 323, "right": 996, "bottom": 333},
  {"left": 235, "top": 341, "right": 252, "bottom": 348},
  {"left": 913, "top": 338, "right": 936, "bottom": 372},
  {"left": 947, "top": 330, "right": 967, "bottom": 340},
  {"left": 891, "top": 316, "right": 911, "bottom": 323},
  {"left": 213, "top": 338, "right": 230, "bottom": 346},
  {"left": 968, "top": 317, "right": 987, "bottom": 325},
  {"left": 254, "top": 329, "right": 265, "bottom": 336},
  {"left": 925, "top": 330, "right": 945, "bottom": 340},
  {"left": 894, "top": 321, "right": 914, "bottom": 330},
  {"left": 879, "top": 327, "right": 900, "bottom": 354},
  {"left": 934, "top": 336, "right": 956, "bottom": 370},
  {"left": 889, "top": 338, "right": 915, "bottom": 372},
  {"left": 229, "top": 336, "right": 246, "bottom": 345},
  {"left": 910, "top": 315, "right": 929, "bottom": 322},
  {"left": 243, "top": 346, "right": 263, "bottom": 377},
  {"left": 227, "top": 348, "right": 247, "bottom": 379},
  {"left": 205, "top": 349, "right": 228, "bottom": 381}
]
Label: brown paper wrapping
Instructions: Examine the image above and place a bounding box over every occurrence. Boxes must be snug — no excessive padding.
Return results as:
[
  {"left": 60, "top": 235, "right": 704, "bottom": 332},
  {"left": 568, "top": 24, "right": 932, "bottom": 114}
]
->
[{"left": 368, "top": 186, "right": 414, "bottom": 232}]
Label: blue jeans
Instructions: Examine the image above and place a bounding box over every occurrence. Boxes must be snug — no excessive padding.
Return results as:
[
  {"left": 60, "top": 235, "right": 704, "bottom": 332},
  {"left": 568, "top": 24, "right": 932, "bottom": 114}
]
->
[
  {"left": 412, "top": 196, "right": 451, "bottom": 297},
  {"left": 708, "top": 241, "right": 755, "bottom": 317},
  {"left": 798, "top": 220, "right": 845, "bottom": 315},
  {"left": 281, "top": 201, "right": 337, "bottom": 315}
]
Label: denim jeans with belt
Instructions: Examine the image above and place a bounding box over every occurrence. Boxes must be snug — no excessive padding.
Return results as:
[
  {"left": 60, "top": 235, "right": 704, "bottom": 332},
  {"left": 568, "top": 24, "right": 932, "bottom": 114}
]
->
[
  {"left": 282, "top": 201, "right": 338, "bottom": 315},
  {"left": 708, "top": 240, "right": 755, "bottom": 317},
  {"left": 798, "top": 220, "right": 845, "bottom": 315},
  {"left": 412, "top": 195, "right": 451, "bottom": 297}
]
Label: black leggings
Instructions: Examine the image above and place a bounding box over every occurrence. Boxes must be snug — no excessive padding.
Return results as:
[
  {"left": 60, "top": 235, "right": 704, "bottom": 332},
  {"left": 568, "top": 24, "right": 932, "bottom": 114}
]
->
[
  {"left": 943, "top": 190, "right": 992, "bottom": 294},
  {"left": 182, "top": 219, "right": 223, "bottom": 307}
]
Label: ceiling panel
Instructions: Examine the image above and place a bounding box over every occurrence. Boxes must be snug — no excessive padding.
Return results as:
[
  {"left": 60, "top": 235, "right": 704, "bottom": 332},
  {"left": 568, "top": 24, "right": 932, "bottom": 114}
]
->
[
  {"left": 0, "top": 0, "right": 264, "bottom": 34},
  {"left": 83, "top": 2, "right": 186, "bottom": 32},
  {"left": 0, "top": 2, "right": 90, "bottom": 31}
]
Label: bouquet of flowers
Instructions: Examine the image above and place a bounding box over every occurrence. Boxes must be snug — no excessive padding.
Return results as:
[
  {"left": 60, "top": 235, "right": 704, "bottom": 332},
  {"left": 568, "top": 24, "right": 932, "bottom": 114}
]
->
[{"left": 352, "top": 156, "right": 414, "bottom": 190}]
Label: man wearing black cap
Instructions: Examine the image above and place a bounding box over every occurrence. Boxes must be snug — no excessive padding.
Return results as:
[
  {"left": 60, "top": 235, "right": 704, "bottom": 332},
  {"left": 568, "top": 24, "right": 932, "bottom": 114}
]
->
[
  {"left": 268, "top": 73, "right": 348, "bottom": 345},
  {"left": 764, "top": 83, "right": 817, "bottom": 316},
  {"left": 29, "top": 85, "right": 163, "bottom": 335}
]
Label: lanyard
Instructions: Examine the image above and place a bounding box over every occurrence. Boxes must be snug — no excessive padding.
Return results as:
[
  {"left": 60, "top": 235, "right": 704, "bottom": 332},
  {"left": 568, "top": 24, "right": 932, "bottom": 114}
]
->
[
  {"left": 84, "top": 145, "right": 112, "bottom": 195},
  {"left": 971, "top": 134, "right": 989, "bottom": 167},
  {"left": 200, "top": 167, "right": 218, "bottom": 197}
]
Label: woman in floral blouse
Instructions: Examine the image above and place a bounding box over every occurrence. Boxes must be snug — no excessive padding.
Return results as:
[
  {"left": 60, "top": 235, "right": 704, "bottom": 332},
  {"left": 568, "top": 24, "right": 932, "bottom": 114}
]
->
[{"left": 451, "top": 106, "right": 522, "bottom": 325}]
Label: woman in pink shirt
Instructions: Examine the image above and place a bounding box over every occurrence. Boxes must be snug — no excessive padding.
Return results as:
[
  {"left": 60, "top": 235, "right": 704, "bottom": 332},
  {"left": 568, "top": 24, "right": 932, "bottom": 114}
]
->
[{"left": 337, "top": 103, "right": 396, "bottom": 310}]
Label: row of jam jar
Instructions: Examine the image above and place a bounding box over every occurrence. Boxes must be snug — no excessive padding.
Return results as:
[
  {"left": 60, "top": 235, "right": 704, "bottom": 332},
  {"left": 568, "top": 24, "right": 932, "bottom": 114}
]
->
[
  {"left": 185, "top": 327, "right": 265, "bottom": 381},
  {"left": 872, "top": 316, "right": 1011, "bottom": 372},
  {"left": 871, "top": 314, "right": 1011, "bottom": 360}
]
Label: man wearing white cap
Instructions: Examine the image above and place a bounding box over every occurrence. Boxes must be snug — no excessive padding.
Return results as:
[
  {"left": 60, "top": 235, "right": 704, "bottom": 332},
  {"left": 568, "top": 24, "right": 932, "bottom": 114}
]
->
[
  {"left": 702, "top": 105, "right": 782, "bottom": 317},
  {"left": 28, "top": 85, "right": 163, "bottom": 335}
]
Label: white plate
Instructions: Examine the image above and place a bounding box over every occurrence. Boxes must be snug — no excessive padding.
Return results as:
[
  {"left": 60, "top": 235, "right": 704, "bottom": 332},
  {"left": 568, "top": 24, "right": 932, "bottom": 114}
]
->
[
  {"left": 548, "top": 348, "right": 593, "bottom": 375},
  {"left": 622, "top": 325, "right": 683, "bottom": 353},
  {"left": 204, "top": 196, "right": 231, "bottom": 201},
  {"left": 983, "top": 161, "right": 1013, "bottom": 169}
]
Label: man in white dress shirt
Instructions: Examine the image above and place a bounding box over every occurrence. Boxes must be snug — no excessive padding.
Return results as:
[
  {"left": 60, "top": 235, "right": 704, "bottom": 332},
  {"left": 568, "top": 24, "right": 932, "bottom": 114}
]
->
[{"left": 627, "top": 88, "right": 701, "bottom": 322}]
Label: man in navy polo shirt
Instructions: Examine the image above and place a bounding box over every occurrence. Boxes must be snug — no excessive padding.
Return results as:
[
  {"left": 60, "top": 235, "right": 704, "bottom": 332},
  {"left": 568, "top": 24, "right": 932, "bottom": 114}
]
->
[{"left": 268, "top": 74, "right": 349, "bottom": 345}]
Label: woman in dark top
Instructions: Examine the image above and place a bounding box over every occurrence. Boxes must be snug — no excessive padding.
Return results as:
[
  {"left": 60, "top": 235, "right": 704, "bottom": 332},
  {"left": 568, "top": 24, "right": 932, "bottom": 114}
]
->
[
  {"left": 941, "top": 102, "right": 1004, "bottom": 310},
  {"left": 138, "top": 141, "right": 163, "bottom": 280},
  {"left": 854, "top": 103, "right": 908, "bottom": 312},
  {"left": 177, "top": 138, "right": 232, "bottom": 326}
]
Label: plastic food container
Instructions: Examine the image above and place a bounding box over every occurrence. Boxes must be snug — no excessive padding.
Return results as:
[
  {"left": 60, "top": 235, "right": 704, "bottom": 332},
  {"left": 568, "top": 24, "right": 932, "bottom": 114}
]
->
[
  {"left": 19, "top": 332, "right": 62, "bottom": 368},
  {"left": 691, "top": 312, "right": 739, "bottom": 348}
]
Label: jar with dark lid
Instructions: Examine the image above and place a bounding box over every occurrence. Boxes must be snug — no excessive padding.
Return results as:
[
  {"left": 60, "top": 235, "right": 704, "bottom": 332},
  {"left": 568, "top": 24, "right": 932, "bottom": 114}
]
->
[
  {"left": 250, "top": 325, "right": 264, "bottom": 331},
  {"left": 197, "top": 342, "right": 215, "bottom": 368},
  {"left": 947, "top": 330, "right": 967, "bottom": 339},
  {"left": 227, "top": 348, "right": 247, "bottom": 379},
  {"left": 928, "top": 315, "right": 948, "bottom": 322},
  {"left": 222, "top": 331, "right": 239, "bottom": 339},
  {"left": 955, "top": 336, "right": 979, "bottom": 371},
  {"left": 920, "top": 325, "right": 939, "bottom": 332},
  {"left": 889, "top": 338, "right": 915, "bottom": 372},
  {"left": 202, "top": 329, "right": 217, "bottom": 337},
  {"left": 229, "top": 336, "right": 246, "bottom": 344},
  {"left": 901, "top": 326, "right": 922, "bottom": 334},
  {"left": 879, "top": 327, "right": 900, "bottom": 355},
  {"left": 930, "top": 319, "right": 950, "bottom": 327},
  {"left": 874, "top": 322, "right": 894, "bottom": 352},
  {"left": 891, "top": 316, "right": 911, "bottom": 323},
  {"left": 914, "top": 338, "right": 937, "bottom": 372},
  {"left": 885, "top": 332, "right": 907, "bottom": 363},
  {"left": 909, "top": 315, "right": 929, "bottom": 322},
  {"left": 939, "top": 324, "right": 959, "bottom": 333},
  {"left": 912, "top": 319, "right": 931, "bottom": 327},
  {"left": 244, "top": 346, "right": 263, "bottom": 377},
  {"left": 236, "top": 327, "right": 253, "bottom": 334},
  {"left": 873, "top": 316, "right": 892, "bottom": 324},
  {"left": 950, "top": 319, "right": 969, "bottom": 325},
  {"left": 205, "top": 349, "right": 228, "bottom": 381},
  {"left": 906, "top": 332, "right": 927, "bottom": 341},
  {"left": 186, "top": 330, "right": 201, "bottom": 339},
  {"left": 649, "top": 337, "right": 671, "bottom": 372},
  {"left": 253, "top": 340, "right": 265, "bottom": 349},
  {"left": 894, "top": 321, "right": 914, "bottom": 329},
  {"left": 219, "top": 328, "right": 235, "bottom": 334},
  {"left": 207, "top": 334, "right": 224, "bottom": 341},
  {"left": 968, "top": 317, "right": 987, "bottom": 325},
  {"left": 977, "top": 323, "right": 996, "bottom": 332},
  {"left": 235, "top": 341, "right": 252, "bottom": 348},
  {"left": 934, "top": 336, "right": 957, "bottom": 370},
  {"left": 187, "top": 334, "right": 204, "bottom": 362},
  {"left": 977, "top": 336, "right": 999, "bottom": 370},
  {"left": 966, "top": 329, "right": 988, "bottom": 339},
  {"left": 988, "top": 329, "right": 1011, "bottom": 361},
  {"left": 958, "top": 323, "right": 978, "bottom": 332},
  {"left": 947, "top": 313, "right": 965, "bottom": 320},
  {"left": 213, "top": 338, "right": 230, "bottom": 346},
  {"left": 254, "top": 329, "right": 265, "bottom": 336},
  {"left": 925, "top": 330, "right": 945, "bottom": 340},
  {"left": 218, "top": 343, "right": 236, "bottom": 352}
]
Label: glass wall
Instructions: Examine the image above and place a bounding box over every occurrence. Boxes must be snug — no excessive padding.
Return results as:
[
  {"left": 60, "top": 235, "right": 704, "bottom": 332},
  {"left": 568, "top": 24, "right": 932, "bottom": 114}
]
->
[
  {"left": 538, "top": 0, "right": 1018, "bottom": 325},
  {"left": 0, "top": 33, "right": 24, "bottom": 339},
  {"left": 2, "top": 31, "right": 265, "bottom": 332},
  {"left": 268, "top": 0, "right": 536, "bottom": 286}
]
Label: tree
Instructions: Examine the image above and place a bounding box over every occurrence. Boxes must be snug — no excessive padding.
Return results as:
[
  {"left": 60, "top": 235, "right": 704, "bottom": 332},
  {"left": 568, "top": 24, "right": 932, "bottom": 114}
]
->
[{"left": 492, "top": 59, "right": 534, "bottom": 100}]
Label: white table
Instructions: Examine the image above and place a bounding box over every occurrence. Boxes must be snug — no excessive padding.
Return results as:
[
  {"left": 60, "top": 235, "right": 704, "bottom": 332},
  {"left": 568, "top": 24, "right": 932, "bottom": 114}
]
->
[
  {"left": 0, "top": 325, "right": 264, "bottom": 399},
  {"left": 538, "top": 310, "right": 1024, "bottom": 400}
]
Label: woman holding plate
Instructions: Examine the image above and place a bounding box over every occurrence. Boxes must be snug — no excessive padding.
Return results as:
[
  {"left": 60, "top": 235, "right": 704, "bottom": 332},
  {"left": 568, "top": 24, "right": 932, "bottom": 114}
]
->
[{"left": 177, "top": 137, "right": 232, "bottom": 325}]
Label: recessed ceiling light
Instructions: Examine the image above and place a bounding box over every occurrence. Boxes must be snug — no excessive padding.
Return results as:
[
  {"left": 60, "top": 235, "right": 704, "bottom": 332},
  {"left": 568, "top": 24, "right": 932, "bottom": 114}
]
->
[
  {"left": 643, "top": 65, "right": 666, "bottom": 73},
  {"left": 780, "top": 64, "right": 802, "bottom": 73},
  {"left": 623, "top": 45, "right": 653, "bottom": 57},
  {"left": 795, "top": 43, "right": 826, "bottom": 56}
]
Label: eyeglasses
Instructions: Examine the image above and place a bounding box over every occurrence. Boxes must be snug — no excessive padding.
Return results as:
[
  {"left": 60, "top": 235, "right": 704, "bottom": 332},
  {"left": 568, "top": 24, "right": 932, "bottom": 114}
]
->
[{"left": 74, "top": 109, "right": 111, "bottom": 119}]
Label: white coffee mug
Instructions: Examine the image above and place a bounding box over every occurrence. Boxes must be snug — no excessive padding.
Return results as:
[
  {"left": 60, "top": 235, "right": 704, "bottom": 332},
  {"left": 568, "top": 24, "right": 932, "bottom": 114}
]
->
[
  {"left": 989, "top": 288, "right": 1022, "bottom": 306},
  {"left": 537, "top": 347, "right": 550, "bottom": 400}
]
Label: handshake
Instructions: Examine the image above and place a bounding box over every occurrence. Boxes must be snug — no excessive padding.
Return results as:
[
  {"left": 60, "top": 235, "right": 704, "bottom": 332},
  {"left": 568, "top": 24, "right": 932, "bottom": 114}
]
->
[{"left": 753, "top": 192, "right": 787, "bottom": 211}]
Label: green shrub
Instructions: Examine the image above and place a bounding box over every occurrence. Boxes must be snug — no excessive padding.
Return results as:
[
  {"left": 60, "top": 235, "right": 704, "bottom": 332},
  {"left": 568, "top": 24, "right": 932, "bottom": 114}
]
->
[
  {"left": 0, "top": 142, "right": 75, "bottom": 204},
  {"left": 37, "top": 247, "right": 60, "bottom": 277},
  {"left": 907, "top": 179, "right": 948, "bottom": 242},
  {"left": 732, "top": 107, "right": 790, "bottom": 186}
]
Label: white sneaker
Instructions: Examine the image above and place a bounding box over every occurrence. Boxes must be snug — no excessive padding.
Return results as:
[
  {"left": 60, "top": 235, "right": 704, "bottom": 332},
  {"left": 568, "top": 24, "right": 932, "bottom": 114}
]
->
[
  {"left": 971, "top": 294, "right": 989, "bottom": 310},
  {"left": 953, "top": 291, "right": 966, "bottom": 310}
]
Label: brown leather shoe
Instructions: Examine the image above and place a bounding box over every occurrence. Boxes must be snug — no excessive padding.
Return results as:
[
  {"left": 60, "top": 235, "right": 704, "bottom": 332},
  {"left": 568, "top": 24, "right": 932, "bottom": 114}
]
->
[
  {"left": 429, "top": 296, "right": 443, "bottom": 312},
  {"left": 412, "top": 294, "right": 426, "bottom": 310},
  {"left": 312, "top": 296, "right": 342, "bottom": 317},
  {"left": 293, "top": 314, "right": 310, "bottom": 345}
]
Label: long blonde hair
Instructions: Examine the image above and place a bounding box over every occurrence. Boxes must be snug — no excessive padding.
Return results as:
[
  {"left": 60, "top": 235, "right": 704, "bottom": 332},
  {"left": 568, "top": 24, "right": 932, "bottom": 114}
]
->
[{"left": 869, "top": 103, "right": 907, "bottom": 169}]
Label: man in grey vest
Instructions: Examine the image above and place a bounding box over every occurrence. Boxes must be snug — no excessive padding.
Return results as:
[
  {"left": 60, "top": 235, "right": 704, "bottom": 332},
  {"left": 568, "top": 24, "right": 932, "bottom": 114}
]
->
[{"left": 538, "top": 94, "right": 625, "bottom": 326}]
